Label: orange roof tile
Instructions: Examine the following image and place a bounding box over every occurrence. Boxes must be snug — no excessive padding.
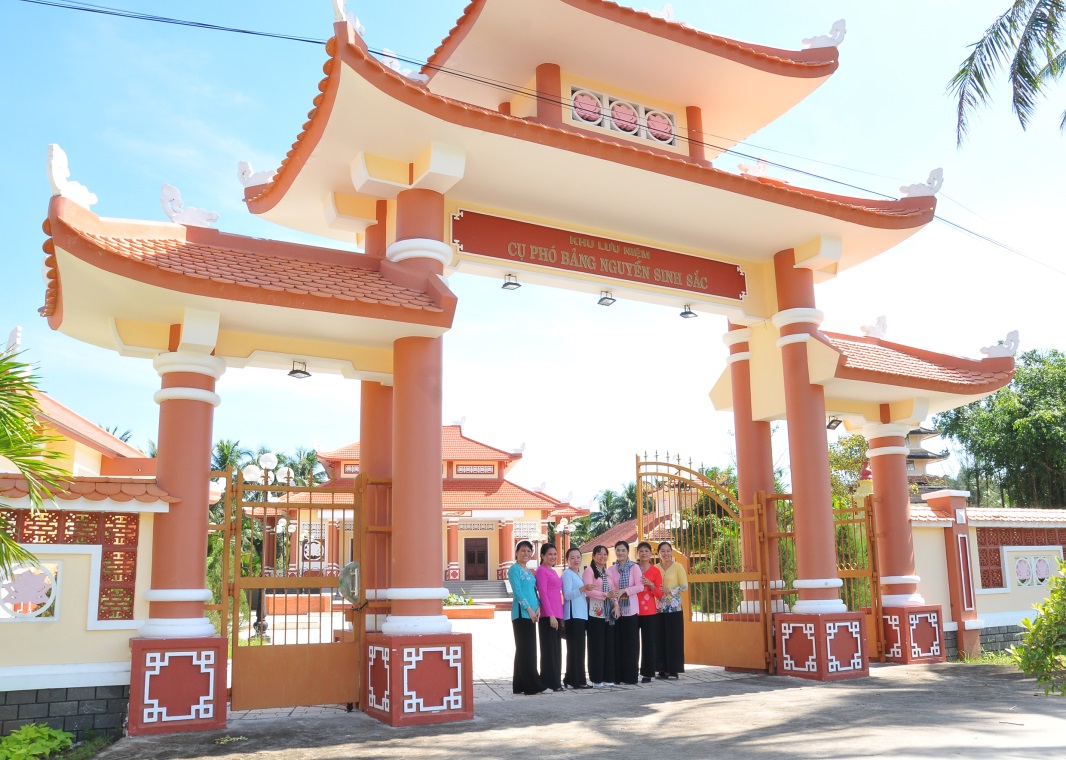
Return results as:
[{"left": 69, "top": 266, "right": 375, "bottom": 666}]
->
[
  {"left": 33, "top": 392, "right": 145, "bottom": 459},
  {"left": 550, "top": 504, "right": 591, "bottom": 519},
  {"left": 42, "top": 197, "right": 455, "bottom": 329},
  {"left": 443, "top": 479, "right": 559, "bottom": 511},
  {"left": 966, "top": 507, "right": 1066, "bottom": 526},
  {"left": 319, "top": 426, "right": 519, "bottom": 463},
  {"left": 823, "top": 333, "right": 1015, "bottom": 395},
  {"left": 909, "top": 504, "right": 951, "bottom": 523},
  {"left": 246, "top": 28, "right": 936, "bottom": 233},
  {"left": 0, "top": 474, "right": 175, "bottom": 504}
]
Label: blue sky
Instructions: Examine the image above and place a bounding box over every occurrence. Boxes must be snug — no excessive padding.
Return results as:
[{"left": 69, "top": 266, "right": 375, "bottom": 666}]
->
[{"left": 3, "top": 1, "right": 1064, "bottom": 506}]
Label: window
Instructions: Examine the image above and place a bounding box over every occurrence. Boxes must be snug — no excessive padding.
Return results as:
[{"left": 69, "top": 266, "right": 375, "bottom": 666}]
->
[{"left": 569, "top": 87, "right": 677, "bottom": 147}]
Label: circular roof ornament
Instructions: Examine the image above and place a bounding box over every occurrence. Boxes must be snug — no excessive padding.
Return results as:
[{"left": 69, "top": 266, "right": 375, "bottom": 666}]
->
[
  {"left": 572, "top": 90, "right": 602, "bottom": 124},
  {"left": 646, "top": 111, "right": 674, "bottom": 142},
  {"left": 610, "top": 101, "right": 638, "bottom": 133}
]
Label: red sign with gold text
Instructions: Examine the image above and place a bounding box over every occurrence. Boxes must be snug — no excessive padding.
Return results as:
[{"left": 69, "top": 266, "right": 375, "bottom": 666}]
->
[{"left": 451, "top": 210, "right": 746, "bottom": 300}]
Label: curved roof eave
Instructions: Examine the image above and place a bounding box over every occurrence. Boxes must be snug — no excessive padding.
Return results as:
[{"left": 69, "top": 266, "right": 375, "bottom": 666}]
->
[
  {"left": 245, "top": 25, "right": 933, "bottom": 240},
  {"left": 424, "top": 0, "right": 838, "bottom": 81}
]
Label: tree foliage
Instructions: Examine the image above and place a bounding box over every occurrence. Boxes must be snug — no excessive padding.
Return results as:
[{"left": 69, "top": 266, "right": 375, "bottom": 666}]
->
[
  {"left": 936, "top": 349, "right": 1066, "bottom": 507},
  {"left": 0, "top": 351, "right": 66, "bottom": 576},
  {"left": 829, "top": 433, "right": 868, "bottom": 509},
  {"left": 1011, "top": 559, "right": 1066, "bottom": 695},
  {"left": 949, "top": 0, "right": 1066, "bottom": 144}
]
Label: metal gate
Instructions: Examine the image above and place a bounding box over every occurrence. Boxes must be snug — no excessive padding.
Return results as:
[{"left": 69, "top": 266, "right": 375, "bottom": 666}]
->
[
  {"left": 209, "top": 469, "right": 383, "bottom": 711},
  {"left": 759, "top": 491, "right": 884, "bottom": 667},
  {"left": 636, "top": 456, "right": 772, "bottom": 671}
]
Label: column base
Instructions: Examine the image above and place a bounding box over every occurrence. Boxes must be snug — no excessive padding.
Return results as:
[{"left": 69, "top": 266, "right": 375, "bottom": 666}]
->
[
  {"left": 445, "top": 563, "right": 460, "bottom": 582},
  {"left": 365, "top": 632, "right": 473, "bottom": 727},
  {"left": 882, "top": 604, "right": 945, "bottom": 664},
  {"left": 774, "top": 611, "right": 868, "bottom": 681},
  {"left": 127, "top": 636, "right": 227, "bottom": 736}
]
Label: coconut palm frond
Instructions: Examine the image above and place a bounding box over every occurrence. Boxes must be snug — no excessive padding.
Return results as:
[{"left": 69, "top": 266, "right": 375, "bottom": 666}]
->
[
  {"left": 949, "top": 0, "right": 1038, "bottom": 145},
  {"left": 1010, "top": 0, "right": 1064, "bottom": 127}
]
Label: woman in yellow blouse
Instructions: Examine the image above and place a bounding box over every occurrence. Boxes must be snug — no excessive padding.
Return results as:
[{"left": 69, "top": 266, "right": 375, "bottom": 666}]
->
[{"left": 656, "top": 541, "right": 688, "bottom": 679}]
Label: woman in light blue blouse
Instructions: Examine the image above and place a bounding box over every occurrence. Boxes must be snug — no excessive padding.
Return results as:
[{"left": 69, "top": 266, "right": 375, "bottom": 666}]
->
[
  {"left": 508, "top": 540, "right": 545, "bottom": 695},
  {"left": 562, "top": 547, "right": 593, "bottom": 689}
]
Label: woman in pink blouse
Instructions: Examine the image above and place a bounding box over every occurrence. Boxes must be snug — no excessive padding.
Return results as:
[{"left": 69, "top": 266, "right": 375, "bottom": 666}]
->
[
  {"left": 535, "top": 544, "right": 564, "bottom": 691},
  {"left": 583, "top": 545, "right": 618, "bottom": 687}
]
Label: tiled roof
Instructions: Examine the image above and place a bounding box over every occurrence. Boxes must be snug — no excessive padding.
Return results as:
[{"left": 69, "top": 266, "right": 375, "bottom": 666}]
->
[
  {"left": 550, "top": 504, "right": 591, "bottom": 519},
  {"left": 319, "top": 426, "right": 519, "bottom": 463},
  {"left": 33, "top": 392, "right": 145, "bottom": 459},
  {"left": 823, "top": 333, "right": 1015, "bottom": 394},
  {"left": 966, "top": 507, "right": 1066, "bottom": 526},
  {"left": 909, "top": 504, "right": 949, "bottom": 523},
  {"left": 443, "top": 479, "right": 559, "bottom": 511},
  {"left": 576, "top": 518, "right": 637, "bottom": 552},
  {"left": 247, "top": 480, "right": 359, "bottom": 508},
  {"left": 247, "top": 30, "right": 936, "bottom": 232},
  {"left": 0, "top": 475, "right": 175, "bottom": 504},
  {"left": 71, "top": 231, "right": 441, "bottom": 311}
]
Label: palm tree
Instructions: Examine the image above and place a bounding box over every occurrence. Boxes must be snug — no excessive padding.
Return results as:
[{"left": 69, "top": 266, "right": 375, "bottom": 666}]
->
[
  {"left": 100, "top": 425, "right": 133, "bottom": 443},
  {"left": 590, "top": 488, "right": 626, "bottom": 534},
  {"left": 0, "top": 351, "right": 66, "bottom": 576},
  {"left": 278, "top": 447, "right": 326, "bottom": 487},
  {"left": 949, "top": 1, "right": 1066, "bottom": 144}
]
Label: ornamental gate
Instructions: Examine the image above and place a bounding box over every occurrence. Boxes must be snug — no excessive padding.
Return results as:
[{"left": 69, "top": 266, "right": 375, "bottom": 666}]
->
[
  {"left": 636, "top": 456, "right": 773, "bottom": 671},
  {"left": 758, "top": 491, "right": 885, "bottom": 667},
  {"left": 210, "top": 469, "right": 390, "bottom": 711}
]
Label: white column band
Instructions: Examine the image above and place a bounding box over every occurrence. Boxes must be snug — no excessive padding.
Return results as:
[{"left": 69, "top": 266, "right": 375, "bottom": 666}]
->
[
  {"left": 880, "top": 575, "right": 921, "bottom": 586},
  {"left": 862, "top": 422, "right": 913, "bottom": 440},
  {"left": 722, "top": 328, "right": 753, "bottom": 347},
  {"left": 771, "top": 308, "right": 824, "bottom": 329},
  {"left": 793, "top": 578, "right": 844, "bottom": 589},
  {"left": 144, "top": 588, "right": 213, "bottom": 603},
  {"left": 153, "top": 387, "right": 221, "bottom": 407},
  {"left": 153, "top": 351, "right": 226, "bottom": 379},
  {"left": 866, "top": 446, "right": 910, "bottom": 458},
  {"left": 791, "top": 599, "right": 848, "bottom": 614},
  {"left": 726, "top": 351, "right": 752, "bottom": 365},
  {"left": 386, "top": 238, "right": 453, "bottom": 266},
  {"left": 776, "top": 333, "right": 811, "bottom": 348},
  {"left": 138, "top": 617, "right": 216, "bottom": 639},
  {"left": 881, "top": 592, "right": 927, "bottom": 607},
  {"left": 385, "top": 587, "right": 450, "bottom": 601},
  {"left": 380, "top": 614, "right": 453, "bottom": 635}
]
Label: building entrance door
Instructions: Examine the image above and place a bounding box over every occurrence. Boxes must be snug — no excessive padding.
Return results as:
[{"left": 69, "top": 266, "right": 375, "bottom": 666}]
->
[{"left": 464, "top": 537, "right": 488, "bottom": 580}]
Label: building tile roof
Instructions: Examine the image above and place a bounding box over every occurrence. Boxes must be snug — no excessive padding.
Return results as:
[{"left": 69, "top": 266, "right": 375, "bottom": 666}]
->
[
  {"left": 33, "top": 392, "right": 145, "bottom": 459},
  {"left": 42, "top": 197, "right": 455, "bottom": 328},
  {"left": 246, "top": 30, "right": 936, "bottom": 233},
  {"left": 443, "top": 479, "right": 560, "bottom": 511},
  {"left": 550, "top": 504, "right": 591, "bottom": 519},
  {"left": 0, "top": 475, "right": 175, "bottom": 504},
  {"left": 909, "top": 504, "right": 950, "bottom": 523},
  {"left": 576, "top": 518, "right": 637, "bottom": 552},
  {"left": 247, "top": 480, "right": 358, "bottom": 509},
  {"left": 966, "top": 507, "right": 1066, "bottom": 526},
  {"left": 823, "top": 333, "right": 1015, "bottom": 394},
  {"left": 318, "top": 426, "right": 519, "bottom": 463}
]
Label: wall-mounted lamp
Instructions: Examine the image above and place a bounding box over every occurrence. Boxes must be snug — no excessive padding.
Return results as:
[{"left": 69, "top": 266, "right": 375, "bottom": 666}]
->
[
  {"left": 597, "top": 290, "right": 616, "bottom": 306},
  {"left": 501, "top": 273, "right": 521, "bottom": 290},
  {"left": 826, "top": 417, "right": 842, "bottom": 430},
  {"left": 680, "top": 305, "right": 697, "bottom": 318},
  {"left": 288, "top": 361, "right": 311, "bottom": 379}
]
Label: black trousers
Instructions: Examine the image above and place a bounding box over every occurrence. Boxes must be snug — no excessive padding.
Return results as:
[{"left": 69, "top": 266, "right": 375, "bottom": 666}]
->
[
  {"left": 512, "top": 617, "right": 543, "bottom": 695},
  {"left": 614, "top": 615, "right": 640, "bottom": 684},
  {"left": 563, "top": 618, "right": 587, "bottom": 687},
  {"left": 638, "top": 613, "right": 659, "bottom": 678},
  {"left": 586, "top": 616, "right": 616, "bottom": 684},
  {"left": 538, "top": 617, "right": 563, "bottom": 689},
  {"left": 661, "top": 610, "right": 685, "bottom": 675}
]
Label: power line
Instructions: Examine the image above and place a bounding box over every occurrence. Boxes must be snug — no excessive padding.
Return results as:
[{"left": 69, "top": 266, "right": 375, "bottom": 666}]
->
[{"left": 16, "top": 0, "right": 1062, "bottom": 277}]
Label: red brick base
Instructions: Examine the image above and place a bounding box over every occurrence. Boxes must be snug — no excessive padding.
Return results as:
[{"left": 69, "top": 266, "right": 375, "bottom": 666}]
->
[
  {"left": 127, "top": 636, "right": 227, "bottom": 736},
  {"left": 882, "top": 605, "right": 946, "bottom": 664},
  {"left": 775, "top": 611, "right": 868, "bottom": 681},
  {"left": 364, "top": 632, "right": 473, "bottom": 726}
]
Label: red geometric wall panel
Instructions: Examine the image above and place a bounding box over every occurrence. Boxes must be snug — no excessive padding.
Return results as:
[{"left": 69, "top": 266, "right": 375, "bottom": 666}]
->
[
  {"left": 364, "top": 632, "right": 473, "bottom": 726},
  {"left": 882, "top": 604, "right": 945, "bottom": 664},
  {"left": 4, "top": 508, "right": 139, "bottom": 620},
  {"left": 128, "top": 637, "right": 227, "bottom": 735},
  {"left": 977, "top": 527, "right": 1066, "bottom": 589},
  {"left": 775, "top": 611, "right": 869, "bottom": 681}
]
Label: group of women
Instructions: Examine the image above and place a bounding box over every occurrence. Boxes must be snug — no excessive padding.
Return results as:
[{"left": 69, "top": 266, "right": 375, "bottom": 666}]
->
[{"left": 509, "top": 538, "right": 688, "bottom": 695}]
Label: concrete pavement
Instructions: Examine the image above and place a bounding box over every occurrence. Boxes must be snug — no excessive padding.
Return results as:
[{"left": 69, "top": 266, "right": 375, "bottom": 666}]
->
[{"left": 97, "top": 614, "right": 1066, "bottom": 759}]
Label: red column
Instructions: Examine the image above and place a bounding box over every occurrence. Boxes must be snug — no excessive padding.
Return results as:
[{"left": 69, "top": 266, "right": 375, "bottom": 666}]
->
[
  {"left": 928, "top": 491, "right": 977, "bottom": 656},
  {"left": 724, "top": 323, "right": 780, "bottom": 613},
  {"left": 498, "top": 520, "right": 514, "bottom": 579},
  {"left": 864, "top": 423, "right": 923, "bottom": 604},
  {"left": 771, "top": 250, "right": 843, "bottom": 614},
  {"left": 360, "top": 380, "right": 393, "bottom": 630},
  {"left": 536, "top": 63, "right": 562, "bottom": 127},
  {"left": 142, "top": 351, "right": 225, "bottom": 636},
  {"left": 446, "top": 519, "right": 460, "bottom": 581}
]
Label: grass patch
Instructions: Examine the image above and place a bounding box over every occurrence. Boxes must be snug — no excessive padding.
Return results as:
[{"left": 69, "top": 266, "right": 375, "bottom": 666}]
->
[
  {"left": 59, "top": 731, "right": 119, "bottom": 759},
  {"left": 955, "top": 649, "right": 1017, "bottom": 666}
]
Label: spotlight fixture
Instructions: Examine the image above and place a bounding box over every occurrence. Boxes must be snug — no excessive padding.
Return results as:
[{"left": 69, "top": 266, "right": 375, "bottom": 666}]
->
[
  {"left": 597, "top": 290, "right": 616, "bottom": 306},
  {"left": 501, "top": 273, "right": 521, "bottom": 290},
  {"left": 826, "top": 417, "right": 842, "bottom": 430},
  {"left": 287, "top": 361, "right": 311, "bottom": 379},
  {"left": 680, "top": 305, "right": 697, "bottom": 318}
]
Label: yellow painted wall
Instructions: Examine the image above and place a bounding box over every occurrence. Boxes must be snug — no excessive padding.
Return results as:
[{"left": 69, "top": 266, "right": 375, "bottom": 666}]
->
[
  {"left": 976, "top": 546, "right": 1064, "bottom": 616},
  {"left": 912, "top": 526, "right": 950, "bottom": 613}
]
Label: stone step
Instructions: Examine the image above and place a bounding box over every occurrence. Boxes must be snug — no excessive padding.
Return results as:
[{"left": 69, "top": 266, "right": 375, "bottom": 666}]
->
[{"left": 445, "top": 580, "right": 510, "bottom": 600}]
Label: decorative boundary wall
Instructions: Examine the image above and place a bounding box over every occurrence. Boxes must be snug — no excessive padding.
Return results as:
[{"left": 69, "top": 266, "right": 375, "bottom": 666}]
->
[
  {"left": 944, "top": 625, "right": 1025, "bottom": 660},
  {"left": 977, "top": 527, "right": 1066, "bottom": 589},
  {"left": 0, "top": 686, "right": 129, "bottom": 742}
]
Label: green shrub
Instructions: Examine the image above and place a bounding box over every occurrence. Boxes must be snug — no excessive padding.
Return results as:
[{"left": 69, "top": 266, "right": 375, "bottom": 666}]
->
[
  {"left": 445, "top": 590, "right": 474, "bottom": 606},
  {"left": 1011, "top": 559, "right": 1066, "bottom": 695},
  {"left": 0, "top": 724, "right": 73, "bottom": 759}
]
